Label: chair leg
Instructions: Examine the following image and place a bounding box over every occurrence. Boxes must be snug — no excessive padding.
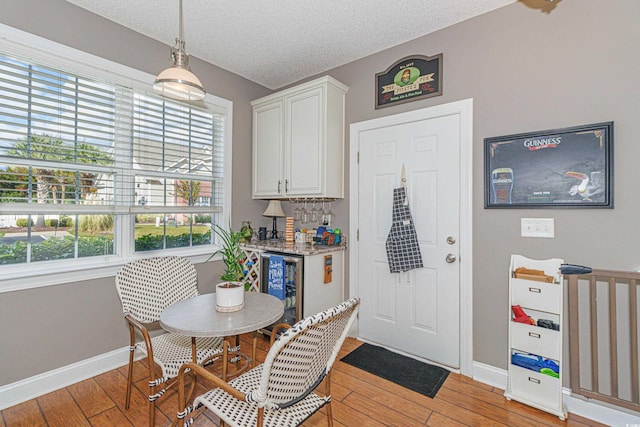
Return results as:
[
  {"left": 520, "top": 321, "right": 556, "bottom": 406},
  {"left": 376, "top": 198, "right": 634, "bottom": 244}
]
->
[
  {"left": 326, "top": 401, "right": 334, "bottom": 427},
  {"left": 125, "top": 347, "right": 134, "bottom": 409},
  {"left": 222, "top": 338, "right": 229, "bottom": 380},
  {"left": 147, "top": 361, "right": 158, "bottom": 427},
  {"left": 325, "top": 372, "right": 333, "bottom": 427},
  {"left": 149, "top": 398, "right": 155, "bottom": 427},
  {"left": 257, "top": 407, "right": 264, "bottom": 427},
  {"left": 252, "top": 332, "right": 258, "bottom": 369}
]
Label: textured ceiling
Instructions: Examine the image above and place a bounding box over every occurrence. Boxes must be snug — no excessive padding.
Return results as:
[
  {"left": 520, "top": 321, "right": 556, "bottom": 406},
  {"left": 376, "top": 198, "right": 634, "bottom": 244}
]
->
[{"left": 64, "top": 0, "right": 517, "bottom": 89}]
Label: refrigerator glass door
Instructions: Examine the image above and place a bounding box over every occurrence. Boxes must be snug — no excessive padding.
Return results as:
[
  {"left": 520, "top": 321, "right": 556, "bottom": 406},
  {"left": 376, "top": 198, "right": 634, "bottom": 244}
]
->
[{"left": 260, "top": 252, "right": 303, "bottom": 332}]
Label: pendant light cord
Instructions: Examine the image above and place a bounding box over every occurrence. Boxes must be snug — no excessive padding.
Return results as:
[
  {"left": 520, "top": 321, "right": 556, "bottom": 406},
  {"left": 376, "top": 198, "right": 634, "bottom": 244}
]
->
[{"left": 178, "top": 0, "right": 184, "bottom": 44}]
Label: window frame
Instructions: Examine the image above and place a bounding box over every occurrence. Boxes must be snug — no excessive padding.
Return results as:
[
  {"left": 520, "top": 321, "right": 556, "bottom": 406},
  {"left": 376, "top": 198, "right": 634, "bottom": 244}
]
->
[{"left": 0, "top": 23, "right": 233, "bottom": 292}]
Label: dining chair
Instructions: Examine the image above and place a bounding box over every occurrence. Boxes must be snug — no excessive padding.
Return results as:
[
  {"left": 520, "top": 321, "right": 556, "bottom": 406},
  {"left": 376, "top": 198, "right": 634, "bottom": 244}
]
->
[
  {"left": 172, "top": 297, "right": 360, "bottom": 427},
  {"left": 115, "top": 256, "right": 224, "bottom": 427}
]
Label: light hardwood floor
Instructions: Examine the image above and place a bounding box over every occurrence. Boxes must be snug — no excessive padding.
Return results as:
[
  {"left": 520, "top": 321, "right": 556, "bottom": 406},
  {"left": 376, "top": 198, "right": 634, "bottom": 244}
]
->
[{"left": 1, "top": 333, "right": 606, "bottom": 427}]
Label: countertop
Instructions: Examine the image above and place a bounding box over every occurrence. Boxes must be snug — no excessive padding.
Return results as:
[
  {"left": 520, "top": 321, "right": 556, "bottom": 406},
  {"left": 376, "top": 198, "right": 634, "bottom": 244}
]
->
[{"left": 242, "top": 240, "right": 347, "bottom": 256}]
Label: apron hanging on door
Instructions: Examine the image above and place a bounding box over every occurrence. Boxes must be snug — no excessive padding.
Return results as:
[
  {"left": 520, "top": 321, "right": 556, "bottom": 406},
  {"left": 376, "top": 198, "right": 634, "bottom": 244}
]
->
[{"left": 385, "top": 166, "right": 423, "bottom": 273}]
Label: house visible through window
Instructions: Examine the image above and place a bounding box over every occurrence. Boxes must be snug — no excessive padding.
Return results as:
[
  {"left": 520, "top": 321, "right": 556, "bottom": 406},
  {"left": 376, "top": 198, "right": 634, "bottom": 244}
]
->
[{"left": 0, "top": 30, "right": 231, "bottom": 285}]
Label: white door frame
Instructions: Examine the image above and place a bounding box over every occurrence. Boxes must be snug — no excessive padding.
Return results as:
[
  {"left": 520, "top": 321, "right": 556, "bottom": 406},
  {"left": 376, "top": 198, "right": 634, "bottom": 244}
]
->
[{"left": 349, "top": 98, "right": 473, "bottom": 376}]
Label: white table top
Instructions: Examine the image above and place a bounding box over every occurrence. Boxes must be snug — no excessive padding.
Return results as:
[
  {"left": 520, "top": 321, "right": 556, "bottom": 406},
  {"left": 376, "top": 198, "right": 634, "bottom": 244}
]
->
[{"left": 160, "top": 292, "right": 284, "bottom": 337}]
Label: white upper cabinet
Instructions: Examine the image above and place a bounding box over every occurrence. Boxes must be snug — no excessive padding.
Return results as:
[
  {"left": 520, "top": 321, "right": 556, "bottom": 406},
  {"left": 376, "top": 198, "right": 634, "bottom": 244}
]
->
[{"left": 251, "top": 76, "right": 348, "bottom": 199}]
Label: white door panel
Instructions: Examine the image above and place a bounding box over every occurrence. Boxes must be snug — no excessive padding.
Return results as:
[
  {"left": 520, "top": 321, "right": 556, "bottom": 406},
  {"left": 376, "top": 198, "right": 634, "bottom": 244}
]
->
[
  {"left": 412, "top": 267, "right": 437, "bottom": 332},
  {"left": 357, "top": 113, "right": 461, "bottom": 368},
  {"left": 372, "top": 260, "right": 397, "bottom": 322}
]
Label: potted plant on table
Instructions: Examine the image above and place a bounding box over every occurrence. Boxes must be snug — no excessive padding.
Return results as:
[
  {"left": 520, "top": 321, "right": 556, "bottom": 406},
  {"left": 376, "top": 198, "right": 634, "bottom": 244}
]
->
[{"left": 209, "top": 224, "right": 249, "bottom": 312}]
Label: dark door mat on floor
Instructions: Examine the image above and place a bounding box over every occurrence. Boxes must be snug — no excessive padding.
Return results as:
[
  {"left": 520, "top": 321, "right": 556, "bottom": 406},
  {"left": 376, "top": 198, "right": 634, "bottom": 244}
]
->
[{"left": 340, "top": 343, "right": 449, "bottom": 398}]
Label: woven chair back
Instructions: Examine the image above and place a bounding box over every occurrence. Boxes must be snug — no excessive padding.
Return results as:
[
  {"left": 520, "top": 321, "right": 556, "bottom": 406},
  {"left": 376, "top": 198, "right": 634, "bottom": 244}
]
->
[
  {"left": 115, "top": 256, "right": 199, "bottom": 323},
  {"left": 254, "top": 297, "right": 360, "bottom": 409}
]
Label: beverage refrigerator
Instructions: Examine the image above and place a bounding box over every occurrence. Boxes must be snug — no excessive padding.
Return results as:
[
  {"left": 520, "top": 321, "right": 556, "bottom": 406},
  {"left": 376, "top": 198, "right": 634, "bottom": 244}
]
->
[{"left": 259, "top": 252, "right": 303, "bottom": 334}]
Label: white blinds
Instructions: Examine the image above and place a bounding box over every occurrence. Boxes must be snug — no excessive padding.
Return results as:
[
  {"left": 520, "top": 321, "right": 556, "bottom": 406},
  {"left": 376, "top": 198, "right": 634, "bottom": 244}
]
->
[
  {"left": 131, "top": 93, "right": 224, "bottom": 213},
  {"left": 0, "top": 53, "right": 224, "bottom": 215}
]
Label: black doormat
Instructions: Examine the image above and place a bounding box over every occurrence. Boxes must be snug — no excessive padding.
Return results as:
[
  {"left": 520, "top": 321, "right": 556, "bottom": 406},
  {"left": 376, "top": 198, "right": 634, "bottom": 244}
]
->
[{"left": 341, "top": 343, "right": 449, "bottom": 398}]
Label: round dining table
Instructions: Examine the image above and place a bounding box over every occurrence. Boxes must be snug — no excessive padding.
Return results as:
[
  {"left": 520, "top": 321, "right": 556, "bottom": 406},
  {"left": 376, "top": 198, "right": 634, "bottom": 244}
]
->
[{"left": 160, "top": 291, "right": 284, "bottom": 379}]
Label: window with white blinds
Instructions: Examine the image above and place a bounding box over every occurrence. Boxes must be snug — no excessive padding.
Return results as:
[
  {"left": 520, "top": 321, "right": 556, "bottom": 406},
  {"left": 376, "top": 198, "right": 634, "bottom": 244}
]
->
[{"left": 0, "top": 46, "right": 230, "bottom": 272}]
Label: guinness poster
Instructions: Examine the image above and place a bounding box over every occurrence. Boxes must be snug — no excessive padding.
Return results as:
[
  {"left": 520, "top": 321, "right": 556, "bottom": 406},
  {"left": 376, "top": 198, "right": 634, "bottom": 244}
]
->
[
  {"left": 375, "top": 54, "right": 442, "bottom": 109},
  {"left": 484, "top": 122, "right": 613, "bottom": 208}
]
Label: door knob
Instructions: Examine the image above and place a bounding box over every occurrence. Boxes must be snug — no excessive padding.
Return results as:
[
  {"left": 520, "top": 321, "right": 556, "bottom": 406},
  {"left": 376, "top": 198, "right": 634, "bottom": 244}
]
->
[
  {"left": 446, "top": 253, "right": 457, "bottom": 263},
  {"left": 446, "top": 236, "right": 456, "bottom": 245}
]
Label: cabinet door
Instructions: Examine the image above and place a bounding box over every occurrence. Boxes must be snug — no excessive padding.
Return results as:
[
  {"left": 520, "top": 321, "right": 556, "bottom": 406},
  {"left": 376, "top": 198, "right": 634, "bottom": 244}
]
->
[
  {"left": 303, "top": 251, "right": 344, "bottom": 317},
  {"left": 253, "top": 100, "right": 285, "bottom": 198},
  {"left": 285, "top": 87, "right": 324, "bottom": 197}
]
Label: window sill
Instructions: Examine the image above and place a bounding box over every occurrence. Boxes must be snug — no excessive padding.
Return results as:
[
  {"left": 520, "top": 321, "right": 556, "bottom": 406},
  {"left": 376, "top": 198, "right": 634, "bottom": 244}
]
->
[{"left": 1, "top": 248, "right": 220, "bottom": 294}]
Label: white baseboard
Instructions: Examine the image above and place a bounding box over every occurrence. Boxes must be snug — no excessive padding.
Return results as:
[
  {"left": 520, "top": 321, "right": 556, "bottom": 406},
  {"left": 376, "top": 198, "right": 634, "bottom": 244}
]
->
[
  {"left": 0, "top": 346, "right": 131, "bottom": 411},
  {"left": 472, "top": 361, "right": 640, "bottom": 427},
  {"left": 472, "top": 361, "right": 507, "bottom": 389}
]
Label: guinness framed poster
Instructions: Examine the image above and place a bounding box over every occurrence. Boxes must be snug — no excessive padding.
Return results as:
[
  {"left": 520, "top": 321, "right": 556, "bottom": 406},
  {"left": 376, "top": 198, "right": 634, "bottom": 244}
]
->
[
  {"left": 375, "top": 54, "right": 442, "bottom": 109},
  {"left": 484, "top": 122, "right": 613, "bottom": 208}
]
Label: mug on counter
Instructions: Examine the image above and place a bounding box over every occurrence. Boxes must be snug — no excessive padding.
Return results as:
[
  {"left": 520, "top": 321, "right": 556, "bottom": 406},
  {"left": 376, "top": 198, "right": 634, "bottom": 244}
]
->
[{"left": 258, "top": 226, "right": 267, "bottom": 241}]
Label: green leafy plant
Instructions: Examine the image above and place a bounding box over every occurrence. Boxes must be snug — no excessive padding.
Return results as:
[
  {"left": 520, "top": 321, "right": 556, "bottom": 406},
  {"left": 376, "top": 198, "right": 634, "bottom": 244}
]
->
[
  {"left": 79, "top": 214, "right": 114, "bottom": 233},
  {"left": 15, "top": 218, "right": 32, "bottom": 227},
  {"left": 209, "top": 224, "right": 247, "bottom": 286}
]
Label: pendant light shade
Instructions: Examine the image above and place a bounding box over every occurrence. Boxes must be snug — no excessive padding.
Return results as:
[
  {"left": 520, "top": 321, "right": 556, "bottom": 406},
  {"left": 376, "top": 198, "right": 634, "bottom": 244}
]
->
[{"left": 154, "top": 0, "right": 205, "bottom": 101}]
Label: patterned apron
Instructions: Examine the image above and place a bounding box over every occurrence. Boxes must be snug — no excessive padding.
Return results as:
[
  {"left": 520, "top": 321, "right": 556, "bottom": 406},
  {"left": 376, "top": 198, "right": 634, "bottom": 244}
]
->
[{"left": 385, "top": 187, "right": 423, "bottom": 273}]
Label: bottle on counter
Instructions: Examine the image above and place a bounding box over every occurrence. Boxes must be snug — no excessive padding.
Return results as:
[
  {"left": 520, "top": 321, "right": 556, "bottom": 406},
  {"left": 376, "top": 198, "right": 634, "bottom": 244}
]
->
[{"left": 240, "top": 221, "right": 254, "bottom": 243}]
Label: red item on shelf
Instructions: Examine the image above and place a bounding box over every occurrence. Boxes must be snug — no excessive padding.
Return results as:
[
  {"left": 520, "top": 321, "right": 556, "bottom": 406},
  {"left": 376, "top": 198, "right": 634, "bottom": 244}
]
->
[
  {"left": 511, "top": 305, "right": 527, "bottom": 318},
  {"left": 511, "top": 305, "right": 535, "bottom": 325},
  {"left": 513, "top": 315, "right": 535, "bottom": 325}
]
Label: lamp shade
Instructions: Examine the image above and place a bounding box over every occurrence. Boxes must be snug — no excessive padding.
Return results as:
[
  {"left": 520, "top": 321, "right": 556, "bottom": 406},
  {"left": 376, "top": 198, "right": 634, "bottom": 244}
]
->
[
  {"left": 262, "top": 200, "right": 286, "bottom": 217},
  {"left": 154, "top": 65, "right": 205, "bottom": 101}
]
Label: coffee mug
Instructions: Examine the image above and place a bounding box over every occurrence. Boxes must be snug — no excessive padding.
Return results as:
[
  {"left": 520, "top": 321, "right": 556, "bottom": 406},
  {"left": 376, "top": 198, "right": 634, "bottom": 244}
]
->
[{"left": 258, "top": 226, "right": 267, "bottom": 240}]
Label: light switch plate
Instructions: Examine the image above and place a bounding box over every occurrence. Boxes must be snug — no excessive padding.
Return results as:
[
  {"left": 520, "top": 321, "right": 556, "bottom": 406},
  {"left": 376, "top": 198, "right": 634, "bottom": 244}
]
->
[{"left": 521, "top": 218, "right": 555, "bottom": 238}]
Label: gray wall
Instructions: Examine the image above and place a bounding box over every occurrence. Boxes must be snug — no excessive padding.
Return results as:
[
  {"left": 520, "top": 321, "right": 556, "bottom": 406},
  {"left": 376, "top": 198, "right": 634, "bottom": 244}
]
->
[
  {"left": 1, "top": 0, "right": 639, "bottom": 386},
  {"left": 316, "top": 0, "right": 639, "bottom": 369},
  {"left": 0, "top": 0, "right": 270, "bottom": 385}
]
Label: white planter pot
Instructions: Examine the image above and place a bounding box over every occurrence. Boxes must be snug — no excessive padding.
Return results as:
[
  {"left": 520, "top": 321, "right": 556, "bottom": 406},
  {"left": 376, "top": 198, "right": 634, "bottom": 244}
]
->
[{"left": 215, "top": 282, "right": 245, "bottom": 312}]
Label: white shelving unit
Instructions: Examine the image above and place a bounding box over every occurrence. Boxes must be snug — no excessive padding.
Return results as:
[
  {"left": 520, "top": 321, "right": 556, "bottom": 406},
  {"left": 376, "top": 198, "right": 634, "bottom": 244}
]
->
[{"left": 505, "top": 254, "right": 566, "bottom": 420}]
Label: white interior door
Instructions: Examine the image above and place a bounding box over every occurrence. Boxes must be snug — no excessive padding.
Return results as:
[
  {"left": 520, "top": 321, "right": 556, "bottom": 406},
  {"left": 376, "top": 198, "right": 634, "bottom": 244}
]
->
[{"left": 354, "top": 110, "right": 462, "bottom": 368}]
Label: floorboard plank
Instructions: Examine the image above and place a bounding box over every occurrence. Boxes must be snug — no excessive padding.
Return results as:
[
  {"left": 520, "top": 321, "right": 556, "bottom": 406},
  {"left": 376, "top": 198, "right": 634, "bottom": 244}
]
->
[
  {"left": 330, "top": 399, "right": 388, "bottom": 427},
  {"left": 67, "top": 377, "right": 116, "bottom": 419},
  {"left": 37, "top": 388, "right": 90, "bottom": 427},
  {"left": 87, "top": 406, "right": 133, "bottom": 427},
  {"left": 436, "top": 384, "right": 554, "bottom": 427},
  {"left": 426, "top": 411, "right": 471, "bottom": 427},
  {"left": 342, "top": 391, "right": 429, "bottom": 427},
  {"left": 1, "top": 400, "right": 47, "bottom": 427}
]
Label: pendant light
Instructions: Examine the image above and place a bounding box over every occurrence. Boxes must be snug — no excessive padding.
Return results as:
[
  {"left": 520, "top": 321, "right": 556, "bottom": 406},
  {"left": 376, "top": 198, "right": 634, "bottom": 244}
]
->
[{"left": 153, "top": 0, "right": 205, "bottom": 101}]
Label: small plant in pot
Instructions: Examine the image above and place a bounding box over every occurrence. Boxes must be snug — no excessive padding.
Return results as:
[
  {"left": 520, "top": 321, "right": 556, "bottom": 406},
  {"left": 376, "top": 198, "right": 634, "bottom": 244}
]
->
[{"left": 209, "top": 224, "right": 248, "bottom": 312}]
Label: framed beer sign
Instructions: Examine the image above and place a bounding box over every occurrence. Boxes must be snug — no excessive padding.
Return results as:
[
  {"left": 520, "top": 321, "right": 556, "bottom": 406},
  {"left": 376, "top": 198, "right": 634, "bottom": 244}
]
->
[{"left": 484, "top": 122, "right": 613, "bottom": 208}]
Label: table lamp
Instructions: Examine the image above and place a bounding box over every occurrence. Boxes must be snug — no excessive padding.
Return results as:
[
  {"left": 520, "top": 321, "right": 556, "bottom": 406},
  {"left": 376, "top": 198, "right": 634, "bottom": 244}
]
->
[{"left": 262, "top": 200, "right": 286, "bottom": 241}]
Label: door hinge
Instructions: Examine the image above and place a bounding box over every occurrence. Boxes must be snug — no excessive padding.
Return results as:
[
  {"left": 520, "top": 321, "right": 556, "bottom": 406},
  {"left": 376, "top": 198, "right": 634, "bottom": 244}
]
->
[
  {"left": 357, "top": 229, "right": 359, "bottom": 241},
  {"left": 357, "top": 151, "right": 360, "bottom": 163}
]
